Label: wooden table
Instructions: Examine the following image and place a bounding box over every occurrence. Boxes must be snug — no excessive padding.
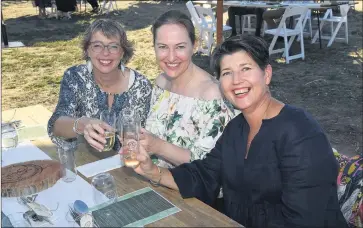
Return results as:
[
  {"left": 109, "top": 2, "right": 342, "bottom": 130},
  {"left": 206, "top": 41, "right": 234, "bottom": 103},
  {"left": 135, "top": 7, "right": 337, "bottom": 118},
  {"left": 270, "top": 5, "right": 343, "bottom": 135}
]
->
[{"left": 4, "top": 105, "right": 243, "bottom": 227}]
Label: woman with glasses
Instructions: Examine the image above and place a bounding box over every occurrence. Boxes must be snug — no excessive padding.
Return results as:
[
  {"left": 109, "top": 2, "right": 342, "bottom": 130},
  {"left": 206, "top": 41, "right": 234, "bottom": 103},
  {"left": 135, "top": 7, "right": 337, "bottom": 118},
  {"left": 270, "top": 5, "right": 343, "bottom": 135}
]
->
[{"left": 48, "top": 19, "right": 152, "bottom": 157}]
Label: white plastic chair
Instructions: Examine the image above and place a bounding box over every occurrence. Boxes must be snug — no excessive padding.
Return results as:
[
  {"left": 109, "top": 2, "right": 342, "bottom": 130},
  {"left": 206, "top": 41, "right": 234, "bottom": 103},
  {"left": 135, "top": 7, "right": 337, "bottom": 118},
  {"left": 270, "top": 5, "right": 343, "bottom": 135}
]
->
[
  {"left": 311, "top": 4, "right": 349, "bottom": 47},
  {"left": 100, "top": 0, "right": 117, "bottom": 15},
  {"left": 194, "top": 5, "right": 232, "bottom": 55},
  {"left": 264, "top": 6, "right": 308, "bottom": 64}
]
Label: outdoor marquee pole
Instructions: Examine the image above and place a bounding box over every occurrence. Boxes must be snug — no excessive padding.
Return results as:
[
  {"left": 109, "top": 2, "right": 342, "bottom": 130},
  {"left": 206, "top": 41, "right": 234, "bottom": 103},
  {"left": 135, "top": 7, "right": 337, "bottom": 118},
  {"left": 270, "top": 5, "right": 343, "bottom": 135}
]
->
[{"left": 216, "top": 0, "right": 223, "bottom": 45}]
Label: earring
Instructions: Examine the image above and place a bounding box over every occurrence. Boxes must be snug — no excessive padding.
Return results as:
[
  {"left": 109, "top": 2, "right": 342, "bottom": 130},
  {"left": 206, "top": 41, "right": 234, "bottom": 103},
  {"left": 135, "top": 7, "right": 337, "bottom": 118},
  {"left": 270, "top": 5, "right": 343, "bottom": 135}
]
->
[
  {"left": 86, "top": 58, "right": 93, "bottom": 73},
  {"left": 118, "top": 61, "right": 125, "bottom": 73}
]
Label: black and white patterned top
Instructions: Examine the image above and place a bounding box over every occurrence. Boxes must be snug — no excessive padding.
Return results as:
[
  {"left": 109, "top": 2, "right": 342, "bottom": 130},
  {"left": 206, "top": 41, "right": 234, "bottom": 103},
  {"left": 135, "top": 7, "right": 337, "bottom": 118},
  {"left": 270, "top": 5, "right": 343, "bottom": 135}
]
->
[{"left": 47, "top": 64, "right": 152, "bottom": 150}]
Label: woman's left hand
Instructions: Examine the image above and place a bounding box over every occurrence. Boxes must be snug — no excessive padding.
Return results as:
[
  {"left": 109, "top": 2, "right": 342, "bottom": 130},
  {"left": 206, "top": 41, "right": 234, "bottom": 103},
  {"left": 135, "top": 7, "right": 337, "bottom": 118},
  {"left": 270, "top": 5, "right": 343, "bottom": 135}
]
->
[{"left": 139, "top": 128, "right": 161, "bottom": 155}]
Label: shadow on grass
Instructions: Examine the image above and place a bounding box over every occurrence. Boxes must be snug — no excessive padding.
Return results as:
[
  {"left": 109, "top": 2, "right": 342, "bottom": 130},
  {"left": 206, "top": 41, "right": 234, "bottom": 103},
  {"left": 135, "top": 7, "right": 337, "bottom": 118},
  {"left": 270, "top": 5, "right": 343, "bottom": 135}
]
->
[
  {"left": 2, "top": 1, "right": 192, "bottom": 46},
  {"left": 2, "top": 1, "right": 362, "bottom": 156}
]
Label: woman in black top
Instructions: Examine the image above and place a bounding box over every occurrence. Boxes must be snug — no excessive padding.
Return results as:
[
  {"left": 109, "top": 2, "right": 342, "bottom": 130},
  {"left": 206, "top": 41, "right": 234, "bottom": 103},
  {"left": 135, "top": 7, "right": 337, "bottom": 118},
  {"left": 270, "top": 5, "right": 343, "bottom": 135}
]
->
[{"left": 131, "top": 34, "right": 348, "bottom": 228}]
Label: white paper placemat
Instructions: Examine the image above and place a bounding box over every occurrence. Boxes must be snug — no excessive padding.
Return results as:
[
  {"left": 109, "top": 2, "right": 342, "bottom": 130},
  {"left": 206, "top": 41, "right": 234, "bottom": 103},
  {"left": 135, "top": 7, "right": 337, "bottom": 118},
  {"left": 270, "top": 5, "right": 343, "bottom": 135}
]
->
[
  {"left": 77, "top": 154, "right": 124, "bottom": 178},
  {"left": 1, "top": 141, "right": 51, "bottom": 167},
  {"left": 1, "top": 141, "right": 98, "bottom": 227}
]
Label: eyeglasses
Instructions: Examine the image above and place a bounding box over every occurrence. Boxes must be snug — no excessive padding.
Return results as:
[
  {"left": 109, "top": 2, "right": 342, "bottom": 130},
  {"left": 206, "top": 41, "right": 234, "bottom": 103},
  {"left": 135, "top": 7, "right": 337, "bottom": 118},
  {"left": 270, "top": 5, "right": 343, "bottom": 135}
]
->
[{"left": 89, "top": 42, "right": 122, "bottom": 54}]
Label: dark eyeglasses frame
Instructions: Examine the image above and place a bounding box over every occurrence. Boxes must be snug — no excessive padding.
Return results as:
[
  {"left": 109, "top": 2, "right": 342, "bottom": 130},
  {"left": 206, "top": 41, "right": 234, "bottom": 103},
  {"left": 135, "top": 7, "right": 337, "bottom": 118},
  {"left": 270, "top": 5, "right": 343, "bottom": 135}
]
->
[{"left": 89, "top": 42, "right": 122, "bottom": 54}]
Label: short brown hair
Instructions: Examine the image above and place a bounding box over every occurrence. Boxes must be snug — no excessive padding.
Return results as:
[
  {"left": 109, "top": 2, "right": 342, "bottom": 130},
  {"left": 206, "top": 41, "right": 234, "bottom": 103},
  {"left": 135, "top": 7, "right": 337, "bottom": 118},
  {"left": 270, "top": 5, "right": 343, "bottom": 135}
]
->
[{"left": 81, "top": 19, "right": 134, "bottom": 64}]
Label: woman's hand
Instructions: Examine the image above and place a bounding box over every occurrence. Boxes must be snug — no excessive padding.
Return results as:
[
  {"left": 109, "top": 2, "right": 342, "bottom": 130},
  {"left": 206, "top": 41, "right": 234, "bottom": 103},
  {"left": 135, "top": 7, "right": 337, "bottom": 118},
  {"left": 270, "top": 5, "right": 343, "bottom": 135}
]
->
[
  {"left": 133, "top": 144, "right": 156, "bottom": 177},
  {"left": 83, "top": 118, "right": 114, "bottom": 152},
  {"left": 119, "top": 142, "right": 179, "bottom": 191},
  {"left": 139, "top": 128, "right": 161, "bottom": 155}
]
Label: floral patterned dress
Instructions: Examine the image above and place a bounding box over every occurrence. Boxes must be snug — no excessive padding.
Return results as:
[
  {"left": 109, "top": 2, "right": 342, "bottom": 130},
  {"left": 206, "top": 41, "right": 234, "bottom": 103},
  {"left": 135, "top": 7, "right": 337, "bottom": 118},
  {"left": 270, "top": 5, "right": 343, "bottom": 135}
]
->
[
  {"left": 334, "top": 150, "right": 363, "bottom": 228},
  {"left": 145, "top": 85, "right": 237, "bottom": 168},
  {"left": 48, "top": 64, "right": 152, "bottom": 151}
]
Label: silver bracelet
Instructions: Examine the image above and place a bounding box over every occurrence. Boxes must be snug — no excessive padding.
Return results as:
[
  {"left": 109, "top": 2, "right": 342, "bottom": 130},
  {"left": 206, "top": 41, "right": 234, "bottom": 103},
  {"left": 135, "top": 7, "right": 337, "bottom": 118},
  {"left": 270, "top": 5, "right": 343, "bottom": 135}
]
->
[
  {"left": 73, "top": 116, "right": 85, "bottom": 135},
  {"left": 149, "top": 166, "right": 162, "bottom": 187}
]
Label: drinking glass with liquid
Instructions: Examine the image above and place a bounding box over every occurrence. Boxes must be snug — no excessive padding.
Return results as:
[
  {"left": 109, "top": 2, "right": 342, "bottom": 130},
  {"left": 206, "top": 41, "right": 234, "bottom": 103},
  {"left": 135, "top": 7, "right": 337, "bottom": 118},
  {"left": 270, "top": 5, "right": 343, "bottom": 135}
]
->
[
  {"left": 99, "top": 110, "right": 116, "bottom": 152},
  {"left": 120, "top": 117, "right": 140, "bottom": 168},
  {"left": 1, "top": 123, "right": 19, "bottom": 150}
]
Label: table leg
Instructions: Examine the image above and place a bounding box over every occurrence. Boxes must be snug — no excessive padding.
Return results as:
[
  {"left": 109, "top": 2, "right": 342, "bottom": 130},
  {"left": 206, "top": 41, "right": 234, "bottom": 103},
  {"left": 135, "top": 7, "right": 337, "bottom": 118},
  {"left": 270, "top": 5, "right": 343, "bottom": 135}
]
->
[
  {"left": 316, "top": 10, "right": 322, "bottom": 49},
  {"left": 1, "top": 21, "right": 9, "bottom": 47}
]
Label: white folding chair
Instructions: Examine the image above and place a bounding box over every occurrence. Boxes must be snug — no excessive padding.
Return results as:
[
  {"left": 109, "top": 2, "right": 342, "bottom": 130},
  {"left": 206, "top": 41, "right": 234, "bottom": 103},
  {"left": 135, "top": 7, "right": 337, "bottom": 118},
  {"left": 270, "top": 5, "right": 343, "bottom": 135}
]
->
[
  {"left": 241, "top": 14, "right": 256, "bottom": 34},
  {"left": 194, "top": 5, "right": 232, "bottom": 55},
  {"left": 99, "top": 0, "right": 117, "bottom": 15},
  {"left": 186, "top": 1, "right": 212, "bottom": 30},
  {"left": 186, "top": 1, "right": 212, "bottom": 54},
  {"left": 264, "top": 6, "right": 308, "bottom": 64},
  {"left": 311, "top": 4, "right": 349, "bottom": 47},
  {"left": 296, "top": 9, "right": 313, "bottom": 41},
  {"left": 46, "top": 0, "right": 58, "bottom": 19}
]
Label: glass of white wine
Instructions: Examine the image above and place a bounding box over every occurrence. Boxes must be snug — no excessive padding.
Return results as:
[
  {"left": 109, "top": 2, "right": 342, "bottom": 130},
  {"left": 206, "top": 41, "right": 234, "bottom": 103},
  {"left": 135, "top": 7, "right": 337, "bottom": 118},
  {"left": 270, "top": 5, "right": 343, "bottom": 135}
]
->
[{"left": 100, "top": 110, "right": 116, "bottom": 152}]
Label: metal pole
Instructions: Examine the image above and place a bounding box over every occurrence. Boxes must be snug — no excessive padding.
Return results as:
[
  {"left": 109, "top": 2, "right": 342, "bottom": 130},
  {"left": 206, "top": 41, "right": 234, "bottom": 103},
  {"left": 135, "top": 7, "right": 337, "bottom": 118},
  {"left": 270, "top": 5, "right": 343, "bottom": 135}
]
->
[
  {"left": 315, "top": 10, "right": 322, "bottom": 49},
  {"left": 1, "top": 10, "right": 9, "bottom": 47}
]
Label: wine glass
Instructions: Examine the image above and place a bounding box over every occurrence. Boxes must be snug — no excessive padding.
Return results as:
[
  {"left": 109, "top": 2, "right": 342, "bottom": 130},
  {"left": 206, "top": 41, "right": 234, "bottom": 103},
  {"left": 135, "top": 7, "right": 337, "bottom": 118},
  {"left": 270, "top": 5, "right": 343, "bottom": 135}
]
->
[
  {"left": 99, "top": 110, "right": 117, "bottom": 152},
  {"left": 91, "top": 172, "right": 118, "bottom": 206}
]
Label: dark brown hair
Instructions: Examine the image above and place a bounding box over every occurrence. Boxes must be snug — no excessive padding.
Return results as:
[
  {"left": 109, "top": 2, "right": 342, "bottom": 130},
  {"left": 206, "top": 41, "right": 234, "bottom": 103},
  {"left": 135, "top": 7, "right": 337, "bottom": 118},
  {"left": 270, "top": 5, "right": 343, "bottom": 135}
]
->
[
  {"left": 211, "top": 35, "right": 270, "bottom": 79},
  {"left": 151, "top": 10, "right": 196, "bottom": 45}
]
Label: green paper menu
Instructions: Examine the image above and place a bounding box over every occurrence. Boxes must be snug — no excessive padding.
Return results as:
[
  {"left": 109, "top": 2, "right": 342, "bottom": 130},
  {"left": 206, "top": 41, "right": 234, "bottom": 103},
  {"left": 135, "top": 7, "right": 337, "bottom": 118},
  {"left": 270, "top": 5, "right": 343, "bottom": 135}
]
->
[{"left": 89, "top": 187, "right": 181, "bottom": 227}]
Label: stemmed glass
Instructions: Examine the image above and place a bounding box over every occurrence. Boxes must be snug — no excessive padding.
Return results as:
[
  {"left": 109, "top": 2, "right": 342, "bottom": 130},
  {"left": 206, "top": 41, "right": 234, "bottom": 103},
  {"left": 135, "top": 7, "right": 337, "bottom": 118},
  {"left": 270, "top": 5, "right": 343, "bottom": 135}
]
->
[{"left": 99, "top": 110, "right": 117, "bottom": 152}]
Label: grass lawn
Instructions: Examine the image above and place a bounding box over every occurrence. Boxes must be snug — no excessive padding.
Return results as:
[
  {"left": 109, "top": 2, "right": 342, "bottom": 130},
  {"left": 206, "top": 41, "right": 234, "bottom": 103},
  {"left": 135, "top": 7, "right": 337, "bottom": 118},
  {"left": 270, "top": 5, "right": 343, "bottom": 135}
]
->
[{"left": 1, "top": 0, "right": 362, "bottom": 156}]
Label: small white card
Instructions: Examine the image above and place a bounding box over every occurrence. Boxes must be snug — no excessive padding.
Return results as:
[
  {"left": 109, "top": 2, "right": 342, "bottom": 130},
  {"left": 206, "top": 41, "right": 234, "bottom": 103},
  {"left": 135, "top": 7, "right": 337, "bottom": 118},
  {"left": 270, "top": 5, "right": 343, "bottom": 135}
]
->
[{"left": 77, "top": 154, "right": 124, "bottom": 178}]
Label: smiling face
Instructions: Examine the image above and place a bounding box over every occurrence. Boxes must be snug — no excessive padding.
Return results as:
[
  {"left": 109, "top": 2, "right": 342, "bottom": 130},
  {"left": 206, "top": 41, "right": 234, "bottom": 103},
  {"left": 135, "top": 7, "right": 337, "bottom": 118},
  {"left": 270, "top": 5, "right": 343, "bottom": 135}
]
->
[
  {"left": 154, "top": 23, "right": 194, "bottom": 78},
  {"left": 87, "top": 31, "right": 123, "bottom": 75},
  {"left": 219, "top": 51, "right": 272, "bottom": 111}
]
